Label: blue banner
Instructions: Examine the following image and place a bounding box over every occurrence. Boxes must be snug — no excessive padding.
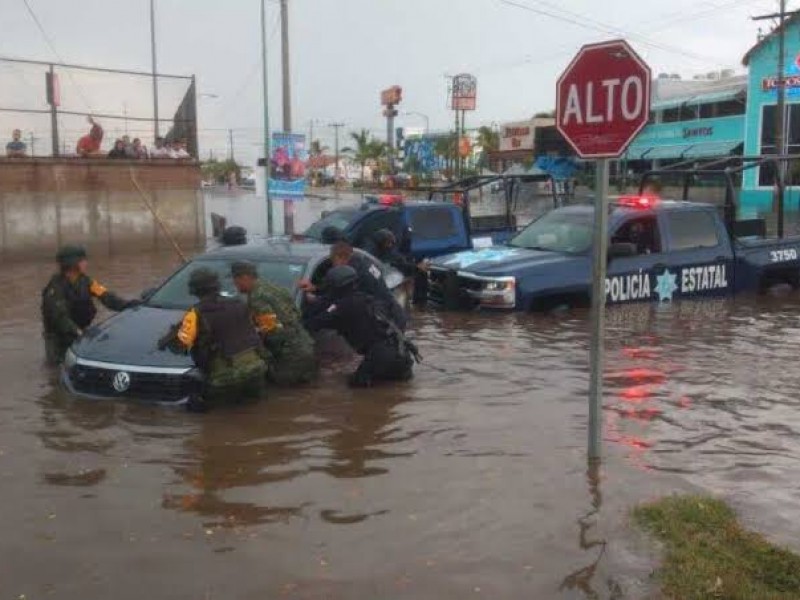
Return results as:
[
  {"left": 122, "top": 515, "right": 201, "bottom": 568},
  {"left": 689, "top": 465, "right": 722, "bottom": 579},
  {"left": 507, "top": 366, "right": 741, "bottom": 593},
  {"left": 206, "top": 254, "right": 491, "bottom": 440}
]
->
[{"left": 269, "top": 132, "right": 307, "bottom": 201}]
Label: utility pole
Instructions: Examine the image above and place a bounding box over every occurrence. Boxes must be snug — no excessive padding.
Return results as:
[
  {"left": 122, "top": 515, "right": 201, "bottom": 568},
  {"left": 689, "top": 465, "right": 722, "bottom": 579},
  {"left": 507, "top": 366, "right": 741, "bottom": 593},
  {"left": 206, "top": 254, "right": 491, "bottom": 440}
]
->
[
  {"left": 280, "top": 0, "right": 294, "bottom": 233},
  {"left": 754, "top": 1, "right": 793, "bottom": 237},
  {"left": 28, "top": 132, "right": 36, "bottom": 157},
  {"left": 150, "top": 0, "right": 159, "bottom": 141},
  {"left": 330, "top": 122, "right": 345, "bottom": 186},
  {"left": 228, "top": 129, "right": 235, "bottom": 161},
  {"left": 261, "top": 0, "right": 273, "bottom": 235}
]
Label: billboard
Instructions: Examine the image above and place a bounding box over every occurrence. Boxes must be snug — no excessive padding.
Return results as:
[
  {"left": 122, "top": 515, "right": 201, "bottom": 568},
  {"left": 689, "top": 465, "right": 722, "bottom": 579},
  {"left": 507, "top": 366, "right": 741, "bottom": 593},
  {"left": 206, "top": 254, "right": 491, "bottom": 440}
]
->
[
  {"left": 381, "top": 85, "right": 403, "bottom": 106},
  {"left": 451, "top": 73, "right": 477, "bottom": 111},
  {"left": 269, "top": 132, "right": 307, "bottom": 201}
]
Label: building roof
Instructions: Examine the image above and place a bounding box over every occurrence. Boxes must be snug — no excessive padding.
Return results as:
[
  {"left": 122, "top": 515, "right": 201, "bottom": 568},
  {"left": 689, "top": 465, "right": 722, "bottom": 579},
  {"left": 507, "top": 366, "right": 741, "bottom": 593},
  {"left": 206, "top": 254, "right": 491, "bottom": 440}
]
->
[
  {"left": 651, "top": 74, "right": 747, "bottom": 110},
  {"left": 742, "top": 11, "right": 800, "bottom": 66}
]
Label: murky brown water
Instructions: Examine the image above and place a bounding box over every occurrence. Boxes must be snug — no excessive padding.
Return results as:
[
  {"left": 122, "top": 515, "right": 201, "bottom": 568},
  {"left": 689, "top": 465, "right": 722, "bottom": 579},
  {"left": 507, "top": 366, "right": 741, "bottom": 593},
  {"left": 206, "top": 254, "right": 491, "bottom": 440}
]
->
[{"left": 4, "top": 195, "right": 800, "bottom": 598}]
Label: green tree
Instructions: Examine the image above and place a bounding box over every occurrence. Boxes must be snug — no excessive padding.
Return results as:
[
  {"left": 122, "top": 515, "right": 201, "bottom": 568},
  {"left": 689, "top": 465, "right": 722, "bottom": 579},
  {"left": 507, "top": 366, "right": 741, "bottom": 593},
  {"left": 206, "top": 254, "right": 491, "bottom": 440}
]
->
[
  {"left": 534, "top": 110, "right": 556, "bottom": 118},
  {"left": 201, "top": 158, "right": 241, "bottom": 184},
  {"left": 343, "top": 129, "right": 387, "bottom": 182},
  {"left": 477, "top": 126, "right": 499, "bottom": 153}
]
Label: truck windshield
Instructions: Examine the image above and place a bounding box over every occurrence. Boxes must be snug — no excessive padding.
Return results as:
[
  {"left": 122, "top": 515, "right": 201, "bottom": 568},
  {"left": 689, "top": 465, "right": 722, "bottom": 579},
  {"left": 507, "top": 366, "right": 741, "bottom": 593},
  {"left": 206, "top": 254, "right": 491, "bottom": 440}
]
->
[
  {"left": 509, "top": 210, "right": 593, "bottom": 254},
  {"left": 303, "top": 209, "right": 359, "bottom": 240}
]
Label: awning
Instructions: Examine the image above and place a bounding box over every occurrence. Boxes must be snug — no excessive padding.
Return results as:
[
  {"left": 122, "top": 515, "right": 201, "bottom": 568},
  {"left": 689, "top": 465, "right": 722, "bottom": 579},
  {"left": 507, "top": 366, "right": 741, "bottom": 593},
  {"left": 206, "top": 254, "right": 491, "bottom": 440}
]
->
[
  {"left": 625, "top": 140, "right": 741, "bottom": 161},
  {"left": 651, "top": 89, "right": 745, "bottom": 111}
]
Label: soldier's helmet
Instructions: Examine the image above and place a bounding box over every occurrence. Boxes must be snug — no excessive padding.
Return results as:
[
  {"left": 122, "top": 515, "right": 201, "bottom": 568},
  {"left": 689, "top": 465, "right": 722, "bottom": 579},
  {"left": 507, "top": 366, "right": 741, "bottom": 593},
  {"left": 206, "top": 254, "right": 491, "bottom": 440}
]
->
[
  {"left": 324, "top": 265, "right": 358, "bottom": 291},
  {"left": 188, "top": 268, "right": 221, "bottom": 297},
  {"left": 56, "top": 245, "right": 88, "bottom": 268},
  {"left": 372, "top": 228, "right": 396, "bottom": 250}
]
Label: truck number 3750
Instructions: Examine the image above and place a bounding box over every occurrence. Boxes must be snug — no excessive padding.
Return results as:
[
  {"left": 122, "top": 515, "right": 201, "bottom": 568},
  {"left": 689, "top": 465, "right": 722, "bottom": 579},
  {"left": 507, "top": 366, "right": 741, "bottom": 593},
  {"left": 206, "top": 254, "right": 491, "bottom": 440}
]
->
[{"left": 770, "top": 249, "right": 799, "bottom": 263}]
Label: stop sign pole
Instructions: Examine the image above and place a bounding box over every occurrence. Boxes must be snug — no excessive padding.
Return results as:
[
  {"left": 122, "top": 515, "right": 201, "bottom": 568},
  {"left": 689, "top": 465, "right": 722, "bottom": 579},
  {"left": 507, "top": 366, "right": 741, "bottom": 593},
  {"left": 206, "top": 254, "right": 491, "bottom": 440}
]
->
[{"left": 555, "top": 40, "right": 651, "bottom": 460}]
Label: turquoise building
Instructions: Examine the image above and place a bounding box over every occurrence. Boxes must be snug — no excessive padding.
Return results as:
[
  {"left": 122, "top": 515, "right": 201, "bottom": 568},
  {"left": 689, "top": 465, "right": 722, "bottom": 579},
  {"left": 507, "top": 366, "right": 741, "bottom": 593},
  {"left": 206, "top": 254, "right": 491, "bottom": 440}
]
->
[
  {"left": 741, "top": 14, "right": 800, "bottom": 215},
  {"left": 616, "top": 15, "right": 800, "bottom": 215}
]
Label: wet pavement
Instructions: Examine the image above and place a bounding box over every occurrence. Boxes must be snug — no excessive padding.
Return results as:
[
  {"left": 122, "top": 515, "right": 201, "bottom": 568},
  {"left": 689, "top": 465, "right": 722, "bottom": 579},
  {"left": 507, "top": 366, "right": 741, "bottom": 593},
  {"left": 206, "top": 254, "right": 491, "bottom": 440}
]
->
[{"left": 3, "top": 194, "right": 800, "bottom": 598}]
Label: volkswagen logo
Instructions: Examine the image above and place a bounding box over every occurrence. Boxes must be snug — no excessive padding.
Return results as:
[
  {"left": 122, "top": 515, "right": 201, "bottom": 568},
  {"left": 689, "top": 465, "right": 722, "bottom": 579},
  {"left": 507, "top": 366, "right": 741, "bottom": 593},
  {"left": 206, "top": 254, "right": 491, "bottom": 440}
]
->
[{"left": 112, "top": 371, "right": 131, "bottom": 393}]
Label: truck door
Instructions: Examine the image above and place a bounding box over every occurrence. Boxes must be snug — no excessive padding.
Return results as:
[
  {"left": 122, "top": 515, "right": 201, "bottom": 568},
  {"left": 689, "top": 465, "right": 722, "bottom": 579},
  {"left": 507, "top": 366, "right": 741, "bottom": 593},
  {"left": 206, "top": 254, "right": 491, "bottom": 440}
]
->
[
  {"left": 350, "top": 209, "right": 405, "bottom": 255},
  {"left": 606, "top": 214, "right": 666, "bottom": 304},
  {"left": 660, "top": 208, "right": 733, "bottom": 301},
  {"left": 408, "top": 205, "right": 468, "bottom": 259}
]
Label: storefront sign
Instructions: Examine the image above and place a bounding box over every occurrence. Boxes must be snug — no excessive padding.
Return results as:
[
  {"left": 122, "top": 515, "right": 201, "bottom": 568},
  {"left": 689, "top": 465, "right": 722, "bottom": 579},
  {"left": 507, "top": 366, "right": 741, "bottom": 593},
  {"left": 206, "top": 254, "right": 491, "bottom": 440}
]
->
[
  {"left": 499, "top": 121, "right": 534, "bottom": 152},
  {"left": 761, "top": 75, "right": 800, "bottom": 91},
  {"left": 682, "top": 126, "right": 714, "bottom": 139}
]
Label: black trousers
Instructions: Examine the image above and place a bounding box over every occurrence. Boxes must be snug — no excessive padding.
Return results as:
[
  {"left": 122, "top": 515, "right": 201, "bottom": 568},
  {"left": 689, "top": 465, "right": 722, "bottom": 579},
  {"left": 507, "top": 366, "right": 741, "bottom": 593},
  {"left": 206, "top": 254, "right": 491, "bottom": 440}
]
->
[{"left": 351, "top": 338, "right": 413, "bottom": 385}]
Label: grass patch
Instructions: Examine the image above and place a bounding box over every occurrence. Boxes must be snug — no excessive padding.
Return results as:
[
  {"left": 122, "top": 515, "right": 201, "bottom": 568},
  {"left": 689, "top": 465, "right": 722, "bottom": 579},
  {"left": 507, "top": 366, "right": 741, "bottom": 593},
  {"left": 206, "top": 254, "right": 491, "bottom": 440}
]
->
[{"left": 633, "top": 495, "right": 800, "bottom": 599}]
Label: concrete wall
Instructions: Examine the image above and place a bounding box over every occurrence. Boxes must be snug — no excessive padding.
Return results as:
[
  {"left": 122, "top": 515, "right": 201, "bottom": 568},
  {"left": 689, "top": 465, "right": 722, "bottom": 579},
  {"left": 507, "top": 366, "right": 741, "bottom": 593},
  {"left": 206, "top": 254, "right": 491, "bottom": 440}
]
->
[{"left": 0, "top": 159, "right": 205, "bottom": 259}]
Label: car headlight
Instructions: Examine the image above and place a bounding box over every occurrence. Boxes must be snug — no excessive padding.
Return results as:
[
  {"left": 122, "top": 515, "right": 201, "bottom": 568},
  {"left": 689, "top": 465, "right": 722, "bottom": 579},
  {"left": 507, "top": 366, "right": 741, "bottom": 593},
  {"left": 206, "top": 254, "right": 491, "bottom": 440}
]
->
[
  {"left": 483, "top": 280, "right": 514, "bottom": 292},
  {"left": 63, "top": 348, "right": 78, "bottom": 370}
]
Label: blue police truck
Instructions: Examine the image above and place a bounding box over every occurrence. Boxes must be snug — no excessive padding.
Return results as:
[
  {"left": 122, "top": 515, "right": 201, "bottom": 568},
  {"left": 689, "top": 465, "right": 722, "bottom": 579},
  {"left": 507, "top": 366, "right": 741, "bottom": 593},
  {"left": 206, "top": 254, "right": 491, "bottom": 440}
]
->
[{"left": 427, "top": 160, "right": 800, "bottom": 311}]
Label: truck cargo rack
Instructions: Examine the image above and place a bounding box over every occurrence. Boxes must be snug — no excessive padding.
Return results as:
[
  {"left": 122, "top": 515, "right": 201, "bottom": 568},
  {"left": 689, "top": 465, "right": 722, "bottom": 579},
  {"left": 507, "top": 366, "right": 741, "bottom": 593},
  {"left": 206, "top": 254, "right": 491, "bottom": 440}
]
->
[{"left": 639, "top": 154, "right": 800, "bottom": 239}]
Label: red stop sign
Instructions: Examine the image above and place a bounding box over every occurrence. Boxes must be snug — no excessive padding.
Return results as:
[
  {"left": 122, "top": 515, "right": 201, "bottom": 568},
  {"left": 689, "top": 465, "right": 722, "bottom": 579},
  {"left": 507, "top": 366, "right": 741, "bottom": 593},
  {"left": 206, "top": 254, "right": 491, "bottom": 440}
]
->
[{"left": 556, "top": 40, "right": 651, "bottom": 159}]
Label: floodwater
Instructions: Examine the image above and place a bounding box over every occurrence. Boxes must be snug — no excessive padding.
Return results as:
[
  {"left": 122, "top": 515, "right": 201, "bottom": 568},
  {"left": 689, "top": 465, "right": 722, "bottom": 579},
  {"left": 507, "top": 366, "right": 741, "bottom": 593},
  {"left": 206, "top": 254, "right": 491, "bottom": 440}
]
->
[{"left": 4, "top": 193, "right": 800, "bottom": 598}]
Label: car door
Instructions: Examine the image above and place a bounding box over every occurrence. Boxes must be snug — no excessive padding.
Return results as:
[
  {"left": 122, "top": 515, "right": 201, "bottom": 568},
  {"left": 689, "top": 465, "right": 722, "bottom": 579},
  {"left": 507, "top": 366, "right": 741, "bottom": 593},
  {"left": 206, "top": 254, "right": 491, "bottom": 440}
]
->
[
  {"left": 606, "top": 214, "right": 667, "bottom": 304},
  {"left": 660, "top": 208, "right": 733, "bottom": 301}
]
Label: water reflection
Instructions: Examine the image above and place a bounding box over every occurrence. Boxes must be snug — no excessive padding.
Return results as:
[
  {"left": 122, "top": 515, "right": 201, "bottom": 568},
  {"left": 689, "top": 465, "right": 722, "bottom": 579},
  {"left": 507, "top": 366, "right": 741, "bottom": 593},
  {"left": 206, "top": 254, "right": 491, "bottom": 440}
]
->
[{"left": 161, "top": 383, "right": 416, "bottom": 528}]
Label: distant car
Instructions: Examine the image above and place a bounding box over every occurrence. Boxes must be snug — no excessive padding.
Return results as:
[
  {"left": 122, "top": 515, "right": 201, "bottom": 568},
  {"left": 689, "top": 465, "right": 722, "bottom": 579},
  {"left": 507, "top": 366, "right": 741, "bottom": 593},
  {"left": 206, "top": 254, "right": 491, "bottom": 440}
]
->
[{"left": 62, "top": 241, "right": 404, "bottom": 405}]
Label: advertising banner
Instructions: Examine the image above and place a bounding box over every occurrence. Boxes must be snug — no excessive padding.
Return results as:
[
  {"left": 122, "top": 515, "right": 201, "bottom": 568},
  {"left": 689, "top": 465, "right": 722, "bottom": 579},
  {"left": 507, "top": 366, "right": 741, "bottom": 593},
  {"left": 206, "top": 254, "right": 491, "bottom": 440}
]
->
[{"left": 269, "top": 132, "right": 307, "bottom": 201}]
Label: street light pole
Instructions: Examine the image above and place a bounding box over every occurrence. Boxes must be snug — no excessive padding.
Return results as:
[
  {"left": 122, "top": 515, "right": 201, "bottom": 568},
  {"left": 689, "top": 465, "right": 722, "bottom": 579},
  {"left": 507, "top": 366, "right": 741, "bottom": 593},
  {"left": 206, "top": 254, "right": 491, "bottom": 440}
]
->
[
  {"left": 280, "top": 0, "right": 294, "bottom": 234},
  {"left": 261, "top": 0, "right": 273, "bottom": 235},
  {"left": 150, "top": 0, "right": 159, "bottom": 141}
]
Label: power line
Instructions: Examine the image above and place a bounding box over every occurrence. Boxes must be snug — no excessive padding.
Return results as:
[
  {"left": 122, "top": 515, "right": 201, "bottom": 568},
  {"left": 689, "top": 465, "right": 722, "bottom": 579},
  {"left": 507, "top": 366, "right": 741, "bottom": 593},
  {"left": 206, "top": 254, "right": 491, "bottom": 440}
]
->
[
  {"left": 498, "top": 0, "right": 732, "bottom": 65},
  {"left": 20, "top": 0, "right": 94, "bottom": 112}
]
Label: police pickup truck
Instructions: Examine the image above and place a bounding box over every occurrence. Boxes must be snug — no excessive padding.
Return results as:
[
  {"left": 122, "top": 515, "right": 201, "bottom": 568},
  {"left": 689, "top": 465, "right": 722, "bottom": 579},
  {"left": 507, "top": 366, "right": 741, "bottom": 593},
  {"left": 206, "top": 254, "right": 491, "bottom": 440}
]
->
[{"left": 427, "top": 194, "right": 800, "bottom": 311}]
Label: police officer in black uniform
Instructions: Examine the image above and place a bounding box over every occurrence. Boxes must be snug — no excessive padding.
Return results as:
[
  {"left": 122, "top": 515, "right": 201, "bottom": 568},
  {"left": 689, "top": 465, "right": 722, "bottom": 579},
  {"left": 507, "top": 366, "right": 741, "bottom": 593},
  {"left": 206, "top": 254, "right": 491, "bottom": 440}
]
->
[
  {"left": 304, "top": 265, "right": 418, "bottom": 387},
  {"left": 41, "top": 245, "right": 137, "bottom": 365}
]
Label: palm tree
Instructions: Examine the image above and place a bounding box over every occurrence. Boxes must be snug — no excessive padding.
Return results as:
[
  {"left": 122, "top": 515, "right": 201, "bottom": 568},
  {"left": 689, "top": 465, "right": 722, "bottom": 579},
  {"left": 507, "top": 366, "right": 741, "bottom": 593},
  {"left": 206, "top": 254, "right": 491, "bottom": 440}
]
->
[
  {"left": 476, "top": 126, "right": 499, "bottom": 153},
  {"left": 434, "top": 136, "right": 455, "bottom": 175},
  {"left": 343, "top": 129, "right": 373, "bottom": 182}
]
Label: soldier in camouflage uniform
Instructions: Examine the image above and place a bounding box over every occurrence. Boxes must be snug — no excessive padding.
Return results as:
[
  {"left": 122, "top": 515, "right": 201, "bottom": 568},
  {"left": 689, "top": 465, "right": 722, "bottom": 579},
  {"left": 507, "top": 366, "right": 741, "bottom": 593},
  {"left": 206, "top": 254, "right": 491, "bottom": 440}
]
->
[
  {"left": 41, "top": 245, "right": 138, "bottom": 365},
  {"left": 231, "top": 261, "right": 318, "bottom": 386},
  {"left": 159, "top": 268, "right": 267, "bottom": 411}
]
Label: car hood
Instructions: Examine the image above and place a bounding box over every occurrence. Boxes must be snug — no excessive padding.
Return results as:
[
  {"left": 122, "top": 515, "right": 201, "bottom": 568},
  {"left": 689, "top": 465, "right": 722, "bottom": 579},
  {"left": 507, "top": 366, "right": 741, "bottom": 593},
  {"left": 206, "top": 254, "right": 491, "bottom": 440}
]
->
[
  {"left": 431, "top": 246, "right": 574, "bottom": 276},
  {"left": 72, "top": 305, "right": 193, "bottom": 368}
]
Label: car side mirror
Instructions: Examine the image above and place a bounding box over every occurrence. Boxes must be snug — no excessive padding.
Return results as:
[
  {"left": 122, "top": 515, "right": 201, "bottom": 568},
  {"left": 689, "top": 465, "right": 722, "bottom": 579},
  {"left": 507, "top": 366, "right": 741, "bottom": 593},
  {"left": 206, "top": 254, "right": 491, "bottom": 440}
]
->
[
  {"left": 607, "top": 242, "right": 637, "bottom": 261},
  {"left": 140, "top": 287, "right": 157, "bottom": 300}
]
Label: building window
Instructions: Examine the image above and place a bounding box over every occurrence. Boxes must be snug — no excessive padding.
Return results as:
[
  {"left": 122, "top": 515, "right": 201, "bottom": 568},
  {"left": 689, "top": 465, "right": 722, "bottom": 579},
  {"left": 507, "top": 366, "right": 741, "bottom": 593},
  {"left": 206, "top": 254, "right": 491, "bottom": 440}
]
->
[
  {"left": 699, "top": 99, "right": 745, "bottom": 119},
  {"left": 759, "top": 104, "right": 800, "bottom": 186},
  {"left": 662, "top": 105, "right": 698, "bottom": 123}
]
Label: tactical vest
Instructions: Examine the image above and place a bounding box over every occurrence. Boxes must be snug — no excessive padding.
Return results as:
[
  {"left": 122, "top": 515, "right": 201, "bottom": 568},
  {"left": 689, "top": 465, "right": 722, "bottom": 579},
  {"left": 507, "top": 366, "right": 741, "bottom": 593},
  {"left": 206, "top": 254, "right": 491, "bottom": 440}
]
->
[
  {"left": 45, "top": 274, "right": 97, "bottom": 329},
  {"left": 196, "top": 296, "right": 260, "bottom": 360}
]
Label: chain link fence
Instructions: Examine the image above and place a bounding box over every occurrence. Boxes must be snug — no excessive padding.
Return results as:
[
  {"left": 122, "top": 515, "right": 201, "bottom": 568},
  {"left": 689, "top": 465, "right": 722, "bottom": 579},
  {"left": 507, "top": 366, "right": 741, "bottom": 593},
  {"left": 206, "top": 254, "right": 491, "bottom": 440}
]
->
[{"left": 0, "top": 56, "right": 197, "bottom": 158}]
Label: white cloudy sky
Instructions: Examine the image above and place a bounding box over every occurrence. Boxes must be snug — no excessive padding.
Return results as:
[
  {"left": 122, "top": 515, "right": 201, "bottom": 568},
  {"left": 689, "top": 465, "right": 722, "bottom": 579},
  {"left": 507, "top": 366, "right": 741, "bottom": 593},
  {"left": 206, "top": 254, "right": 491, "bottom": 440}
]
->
[{"left": 0, "top": 0, "right": 789, "bottom": 163}]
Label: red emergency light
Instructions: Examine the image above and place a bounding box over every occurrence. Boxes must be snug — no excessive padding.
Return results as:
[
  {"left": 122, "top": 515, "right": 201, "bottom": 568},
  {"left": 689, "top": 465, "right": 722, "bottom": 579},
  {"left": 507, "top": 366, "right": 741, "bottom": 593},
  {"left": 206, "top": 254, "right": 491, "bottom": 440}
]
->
[
  {"left": 617, "top": 195, "right": 659, "bottom": 209},
  {"left": 378, "top": 194, "right": 404, "bottom": 206}
]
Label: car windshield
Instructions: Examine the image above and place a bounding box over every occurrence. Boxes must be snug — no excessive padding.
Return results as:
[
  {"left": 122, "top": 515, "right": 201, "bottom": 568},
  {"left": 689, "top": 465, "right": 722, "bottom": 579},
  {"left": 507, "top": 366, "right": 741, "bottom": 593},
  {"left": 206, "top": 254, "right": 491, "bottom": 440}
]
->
[
  {"left": 146, "top": 258, "right": 307, "bottom": 310},
  {"left": 303, "top": 210, "right": 358, "bottom": 240},
  {"left": 509, "top": 210, "right": 593, "bottom": 254}
]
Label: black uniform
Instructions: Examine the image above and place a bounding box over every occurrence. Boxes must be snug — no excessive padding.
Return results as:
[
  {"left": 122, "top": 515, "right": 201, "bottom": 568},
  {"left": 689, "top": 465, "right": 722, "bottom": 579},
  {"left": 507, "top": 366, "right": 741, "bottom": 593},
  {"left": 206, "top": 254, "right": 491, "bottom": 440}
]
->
[
  {"left": 348, "top": 253, "right": 408, "bottom": 331},
  {"left": 305, "top": 266, "right": 417, "bottom": 387}
]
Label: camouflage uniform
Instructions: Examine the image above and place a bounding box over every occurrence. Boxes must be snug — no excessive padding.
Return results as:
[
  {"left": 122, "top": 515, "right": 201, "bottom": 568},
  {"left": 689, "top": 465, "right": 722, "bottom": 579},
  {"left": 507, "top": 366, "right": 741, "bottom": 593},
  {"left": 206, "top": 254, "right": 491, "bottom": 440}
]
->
[
  {"left": 162, "top": 297, "right": 267, "bottom": 408},
  {"left": 41, "top": 272, "right": 130, "bottom": 364},
  {"left": 247, "top": 279, "right": 317, "bottom": 385}
]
